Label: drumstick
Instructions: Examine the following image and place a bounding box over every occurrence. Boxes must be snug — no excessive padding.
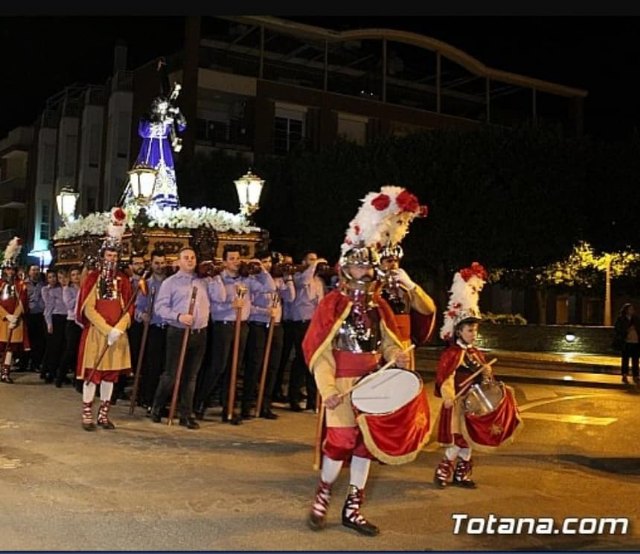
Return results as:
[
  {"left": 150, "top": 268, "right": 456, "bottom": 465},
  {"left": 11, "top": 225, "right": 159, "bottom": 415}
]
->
[
  {"left": 338, "top": 344, "right": 415, "bottom": 399},
  {"left": 453, "top": 358, "right": 498, "bottom": 401}
]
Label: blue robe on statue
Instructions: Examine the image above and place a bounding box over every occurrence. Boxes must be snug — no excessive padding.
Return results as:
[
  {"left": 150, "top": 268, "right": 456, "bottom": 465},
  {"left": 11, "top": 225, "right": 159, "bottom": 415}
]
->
[{"left": 130, "top": 117, "right": 187, "bottom": 210}]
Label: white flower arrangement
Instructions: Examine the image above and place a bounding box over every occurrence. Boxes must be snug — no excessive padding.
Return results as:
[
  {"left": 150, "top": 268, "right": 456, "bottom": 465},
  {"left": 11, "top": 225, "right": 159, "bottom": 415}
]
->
[{"left": 53, "top": 205, "right": 256, "bottom": 240}]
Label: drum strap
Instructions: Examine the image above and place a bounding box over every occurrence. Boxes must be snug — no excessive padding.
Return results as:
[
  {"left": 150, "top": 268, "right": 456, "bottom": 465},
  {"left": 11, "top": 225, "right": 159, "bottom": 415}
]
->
[{"left": 333, "top": 350, "right": 380, "bottom": 378}]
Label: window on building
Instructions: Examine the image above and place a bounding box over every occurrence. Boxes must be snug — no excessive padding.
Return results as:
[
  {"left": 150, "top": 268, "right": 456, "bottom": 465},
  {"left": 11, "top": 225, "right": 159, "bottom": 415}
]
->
[
  {"left": 39, "top": 200, "right": 50, "bottom": 241},
  {"left": 337, "top": 113, "right": 368, "bottom": 145},
  {"left": 63, "top": 133, "right": 78, "bottom": 177},
  {"left": 274, "top": 104, "right": 306, "bottom": 155}
]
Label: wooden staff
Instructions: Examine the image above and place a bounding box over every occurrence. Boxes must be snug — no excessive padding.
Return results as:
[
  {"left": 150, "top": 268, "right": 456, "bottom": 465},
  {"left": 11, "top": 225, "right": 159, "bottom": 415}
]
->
[
  {"left": 312, "top": 391, "right": 325, "bottom": 470},
  {"left": 226, "top": 284, "right": 247, "bottom": 421},
  {"left": 338, "top": 344, "right": 416, "bottom": 399},
  {"left": 167, "top": 285, "right": 198, "bottom": 425},
  {"left": 255, "top": 294, "right": 279, "bottom": 417},
  {"left": 128, "top": 287, "right": 156, "bottom": 415},
  {"left": 85, "top": 281, "right": 146, "bottom": 384},
  {"left": 453, "top": 358, "right": 498, "bottom": 401}
]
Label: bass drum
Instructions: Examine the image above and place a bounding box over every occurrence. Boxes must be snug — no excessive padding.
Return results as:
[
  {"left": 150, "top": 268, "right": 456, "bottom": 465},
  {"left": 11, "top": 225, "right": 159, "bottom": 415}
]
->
[{"left": 351, "top": 367, "right": 422, "bottom": 415}]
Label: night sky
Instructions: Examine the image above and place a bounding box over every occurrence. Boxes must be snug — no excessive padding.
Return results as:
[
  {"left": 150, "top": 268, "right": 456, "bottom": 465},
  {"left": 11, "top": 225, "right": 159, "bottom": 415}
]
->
[{"left": 1, "top": 16, "right": 640, "bottom": 141}]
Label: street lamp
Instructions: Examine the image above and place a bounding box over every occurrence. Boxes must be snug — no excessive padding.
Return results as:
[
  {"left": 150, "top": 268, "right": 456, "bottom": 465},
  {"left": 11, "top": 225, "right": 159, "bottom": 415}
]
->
[
  {"left": 234, "top": 170, "right": 264, "bottom": 219},
  {"left": 56, "top": 187, "right": 79, "bottom": 225},
  {"left": 127, "top": 163, "right": 157, "bottom": 205}
]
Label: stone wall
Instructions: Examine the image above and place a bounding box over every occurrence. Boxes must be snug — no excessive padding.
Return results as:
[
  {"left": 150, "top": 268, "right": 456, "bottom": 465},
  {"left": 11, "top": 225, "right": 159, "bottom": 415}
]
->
[{"left": 471, "top": 324, "right": 616, "bottom": 355}]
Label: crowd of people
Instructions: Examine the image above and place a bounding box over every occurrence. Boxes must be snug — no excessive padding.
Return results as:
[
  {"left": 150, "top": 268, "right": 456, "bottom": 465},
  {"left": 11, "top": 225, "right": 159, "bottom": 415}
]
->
[{"left": 0, "top": 185, "right": 522, "bottom": 538}]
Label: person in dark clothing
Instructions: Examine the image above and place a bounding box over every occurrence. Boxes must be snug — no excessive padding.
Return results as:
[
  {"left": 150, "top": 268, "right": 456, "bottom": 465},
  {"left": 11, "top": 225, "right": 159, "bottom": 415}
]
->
[{"left": 613, "top": 303, "right": 640, "bottom": 385}]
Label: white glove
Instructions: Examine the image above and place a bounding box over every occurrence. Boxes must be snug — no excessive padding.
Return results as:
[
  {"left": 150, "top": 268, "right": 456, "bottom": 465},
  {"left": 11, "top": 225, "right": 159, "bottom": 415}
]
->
[
  {"left": 6, "top": 314, "right": 18, "bottom": 324},
  {"left": 9, "top": 321, "right": 18, "bottom": 330},
  {"left": 107, "top": 328, "right": 123, "bottom": 346},
  {"left": 392, "top": 268, "right": 416, "bottom": 290}
]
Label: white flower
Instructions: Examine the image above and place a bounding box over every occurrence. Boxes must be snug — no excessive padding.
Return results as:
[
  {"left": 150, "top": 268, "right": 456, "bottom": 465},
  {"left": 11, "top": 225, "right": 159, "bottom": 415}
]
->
[{"left": 53, "top": 205, "right": 254, "bottom": 240}]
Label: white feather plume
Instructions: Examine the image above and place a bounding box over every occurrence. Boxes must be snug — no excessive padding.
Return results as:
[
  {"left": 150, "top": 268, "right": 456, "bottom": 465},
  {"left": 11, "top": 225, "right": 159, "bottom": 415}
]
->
[
  {"left": 440, "top": 265, "right": 487, "bottom": 342},
  {"left": 3, "top": 236, "right": 23, "bottom": 265}
]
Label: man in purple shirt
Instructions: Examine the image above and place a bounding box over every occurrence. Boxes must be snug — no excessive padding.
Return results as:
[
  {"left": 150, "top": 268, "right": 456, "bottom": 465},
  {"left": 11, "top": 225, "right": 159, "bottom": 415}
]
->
[
  {"left": 241, "top": 250, "right": 294, "bottom": 420},
  {"left": 19, "top": 264, "right": 46, "bottom": 373},
  {"left": 289, "top": 251, "right": 326, "bottom": 412},
  {"left": 57, "top": 266, "right": 82, "bottom": 388},
  {"left": 150, "top": 247, "right": 210, "bottom": 430},
  {"left": 134, "top": 250, "right": 168, "bottom": 412},
  {"left": 42, "top": 270, "right": 68, "bottom": 384},
  {"left": 193, "top": 245, "right": 274, "bottom": 425}
]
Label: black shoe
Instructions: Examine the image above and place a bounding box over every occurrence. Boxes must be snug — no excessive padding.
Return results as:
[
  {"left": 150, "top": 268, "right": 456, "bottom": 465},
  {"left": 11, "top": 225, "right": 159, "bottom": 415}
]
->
[
  {"left": 290, "top": 403, "right": 303, "bottom": 412},
  {"left": 150, "top": 411, "right": 162, "bottom": 424},
  {"left": 260, "top": 409, "right": 279, "bottom": 420},
  {"left": 452, "top": 479, "right": 477, "bottom": 489},
  {"left": 55, "top": 380, "right": 63, "bottom": 388},
  {"left": 194, "top": 409, "right": 205, "bottom": 420},
  {"left": 341, "top": 515, "right": 380, "bottom": 536},
  {"left": 241, "top": 410, "right": 255, "bottom": 420},
  {"left": 97, "top": 419, "right": 116, "bottom": 430},
  {"left": 179, "top": 417, "right": 200, "bottom": 430},
  {"left": 82, "top": 422, "right": 97, "bottom": 432},
  {"left": 622, "top": 376, "right": 630, "bottom": 384}
]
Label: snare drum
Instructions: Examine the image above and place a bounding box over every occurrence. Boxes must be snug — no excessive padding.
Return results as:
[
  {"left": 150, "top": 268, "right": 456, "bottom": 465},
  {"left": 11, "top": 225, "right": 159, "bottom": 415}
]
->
[
  {"left": 351, "top": 367, "right": 422, "bottom": 415},
  {"left": 463, "top": 379, "right": 505, "bottom": 416}
]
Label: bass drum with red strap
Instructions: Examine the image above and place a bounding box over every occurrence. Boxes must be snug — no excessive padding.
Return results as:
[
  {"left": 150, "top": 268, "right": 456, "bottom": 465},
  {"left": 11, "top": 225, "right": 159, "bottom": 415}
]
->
[{"left": 351, "top": 367, "right": 431, "bottom": 465}]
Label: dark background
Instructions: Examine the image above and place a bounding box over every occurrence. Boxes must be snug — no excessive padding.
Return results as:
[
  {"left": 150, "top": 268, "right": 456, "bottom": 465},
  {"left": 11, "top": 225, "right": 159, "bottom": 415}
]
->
[{"left": 1, "top": 16, "right": 639, "bottom": 141}]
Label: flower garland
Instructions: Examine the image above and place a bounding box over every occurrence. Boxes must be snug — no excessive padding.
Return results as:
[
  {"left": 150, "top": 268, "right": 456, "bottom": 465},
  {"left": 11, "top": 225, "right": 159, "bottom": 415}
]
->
[{"left": 53, "top": 205, "right": 255, "bottom": 240}]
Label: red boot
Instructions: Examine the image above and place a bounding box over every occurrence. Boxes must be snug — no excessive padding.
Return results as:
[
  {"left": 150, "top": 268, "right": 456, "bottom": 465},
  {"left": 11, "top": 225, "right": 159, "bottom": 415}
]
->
[
  {"left": 97, "top": 400, "right": 116, "bottom": 429},
  {"left": 453, "top": 458, "right": 476, "bottom": 488},
  {"left": 82, "top": 401, "right": 96, "bottom": 432},
  {"left": 434, "top": 457, "right": 455, "bottom": 488},
  {"left": 341, "top": 485, "right": 379, "bottom": 536},
  {"left": 308, "top": 479, "right": 332, "bottom": 531}
]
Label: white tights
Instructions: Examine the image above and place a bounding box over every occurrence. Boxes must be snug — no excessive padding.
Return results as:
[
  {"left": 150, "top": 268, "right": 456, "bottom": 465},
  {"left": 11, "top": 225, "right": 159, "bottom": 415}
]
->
[
  {"left": 445, "top": 445, "right": 472, "bottom": 462},
  {"left": 82, "top": 381, "right": 114, "bottom": 404},
  {"left": 320, "top": 455, "right": 371, "bottom": 490}
]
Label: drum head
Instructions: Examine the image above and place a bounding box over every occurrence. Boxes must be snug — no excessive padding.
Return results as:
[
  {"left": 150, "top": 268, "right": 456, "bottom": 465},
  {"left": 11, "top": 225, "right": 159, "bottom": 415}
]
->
[
  {"left": 351, "top": 368, "right": 422, "bottom": 415},
  {"left": 463, "top": 380, "right": 505, "bottom": 416}
]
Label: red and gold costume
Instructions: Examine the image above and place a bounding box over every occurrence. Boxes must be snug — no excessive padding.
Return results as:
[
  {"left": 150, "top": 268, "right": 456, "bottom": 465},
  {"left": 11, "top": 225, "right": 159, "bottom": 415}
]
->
[
  {"left": 0, "top": 277, "right": 30, "bottom": 383},
  {"left": 76, "top": 268, "right": 133, "bottom": 382}
]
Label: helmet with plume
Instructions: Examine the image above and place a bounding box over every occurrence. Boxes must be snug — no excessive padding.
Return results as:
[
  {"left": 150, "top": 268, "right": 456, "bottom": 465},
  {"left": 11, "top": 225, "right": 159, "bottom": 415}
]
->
[
  {"left": 440, "top": 262, "right": 488, "bottom": 342},
  {"left": 1, "top": 236, "right": 23, "bottom": 269}
]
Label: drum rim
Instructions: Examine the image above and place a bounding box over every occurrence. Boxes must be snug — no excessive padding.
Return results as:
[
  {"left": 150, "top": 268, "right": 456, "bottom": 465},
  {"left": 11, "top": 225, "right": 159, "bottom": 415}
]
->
[{"left": 351, "top": 368, "right": 423, "bottom": 415}]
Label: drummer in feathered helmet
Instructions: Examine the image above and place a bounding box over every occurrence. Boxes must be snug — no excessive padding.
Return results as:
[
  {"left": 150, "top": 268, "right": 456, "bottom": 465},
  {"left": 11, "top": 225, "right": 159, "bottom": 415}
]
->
[
  {"left": 0, "top": 237, "right": 30, "bottom": 384},
  {"left": 433, "top": 262, "right": 492, "bottom": 488},
  {"left": 302, "top": 189, "right": 431, "bottom": 537},
  {"left": 368, "top": 186, "right": 437, "bottom": 364}
]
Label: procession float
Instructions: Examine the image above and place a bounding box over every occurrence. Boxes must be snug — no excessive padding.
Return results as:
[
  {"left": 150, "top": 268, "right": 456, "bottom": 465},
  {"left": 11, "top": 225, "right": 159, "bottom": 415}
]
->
[{"left": 52, "top": 59, "right": 268, "bottom": 268}]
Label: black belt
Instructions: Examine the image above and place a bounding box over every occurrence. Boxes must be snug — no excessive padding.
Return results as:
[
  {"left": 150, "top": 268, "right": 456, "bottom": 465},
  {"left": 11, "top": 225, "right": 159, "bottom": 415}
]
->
[
  {"left": 150, "top": 323, "right": 167, "bottom": 329},
  {"left": 213, "top": 320, "right": 247, "bottom": 326},
  {"left": 294, "top": 319, "right": 311, "bottom": 324},
  {"left": 190, "top": 327, "right": 206, "bottom": 335}
]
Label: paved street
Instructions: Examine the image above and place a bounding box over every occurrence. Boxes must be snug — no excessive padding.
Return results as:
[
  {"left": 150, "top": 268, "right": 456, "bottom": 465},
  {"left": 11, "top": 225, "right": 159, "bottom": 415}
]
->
[{"left": 1, "top": 369, "right": 639, "bottom": 551}]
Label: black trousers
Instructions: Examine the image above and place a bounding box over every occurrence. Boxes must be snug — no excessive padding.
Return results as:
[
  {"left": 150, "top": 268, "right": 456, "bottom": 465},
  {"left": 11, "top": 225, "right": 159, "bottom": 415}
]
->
[
  {"left": 621, "top": 342, "right": 640, "bottom": 378},
  {"left": 195, "top": 321, "right": 248, "bottom": 414},
  {"left": 57, "top": 320, "right": 82, "bottom": 382},
  {"left": 139, "top": 325, "right": 167, "bottom": 407},
  {"left": 43, "top": 314, "right": 67, "bottom": 379},
  {"left": 274, "top": 320, "right": 295, "bottom": 399},
  {"left": 288, "top": 320, "right": 317, "bottom": 409},
  {"left": 20, "top": 312, "right": 46, "bottom": 371},
  {"left": 152, "top": 326, "right": 207, "bottom": 419},
  {"left": 243, "top": 322, "right": 284, "bottom": 412}
]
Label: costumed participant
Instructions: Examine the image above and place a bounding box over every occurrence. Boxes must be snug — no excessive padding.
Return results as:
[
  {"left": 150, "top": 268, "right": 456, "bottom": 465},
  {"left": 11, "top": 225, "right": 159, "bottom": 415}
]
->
[
  {"left": 75, "top": 208, "right": 134, "bottom": 431},
  {"left": 369, "top": 186, "right": 436, "bottom": 363},
  {"left": 434, "top": 262, "right": 522, "bottom": 488},
  {"left": 302, "top": 192, "right": 431, "bottom": 537},
  {"left": 0, "top": 237, "right": 30, "bottom": 384}
]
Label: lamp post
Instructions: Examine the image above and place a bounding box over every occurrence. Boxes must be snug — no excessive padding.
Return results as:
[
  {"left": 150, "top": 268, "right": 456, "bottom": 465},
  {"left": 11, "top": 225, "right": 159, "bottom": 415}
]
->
[
  {"left": 55, "top": 187, "right": 80, "bottom": 226},
  {"left": 604, "top": 254, "right": 612, "bottom": 326},
  {"left": 127, "top": 164, "right": 157, "bottom": 222},
  {"left": 234, "top": 169, "right": 265, "bottom": 222}
]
